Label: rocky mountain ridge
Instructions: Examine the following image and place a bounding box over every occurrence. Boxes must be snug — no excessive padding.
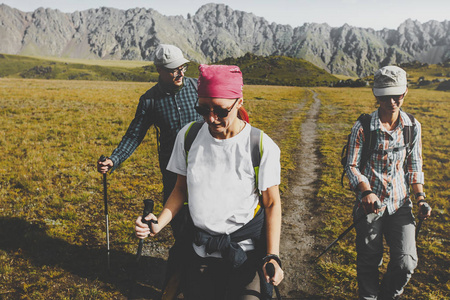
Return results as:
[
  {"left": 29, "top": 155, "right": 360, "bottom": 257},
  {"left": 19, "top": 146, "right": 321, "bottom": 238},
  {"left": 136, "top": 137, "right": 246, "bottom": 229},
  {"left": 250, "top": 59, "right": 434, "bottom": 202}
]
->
[{"left": 0, "top": 3, "right": 449, "bottom": 77}]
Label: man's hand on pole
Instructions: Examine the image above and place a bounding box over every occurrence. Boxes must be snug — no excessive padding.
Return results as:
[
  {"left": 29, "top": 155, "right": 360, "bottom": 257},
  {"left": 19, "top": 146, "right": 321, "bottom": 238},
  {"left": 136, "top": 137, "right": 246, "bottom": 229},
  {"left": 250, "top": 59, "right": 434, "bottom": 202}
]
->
[{"left": 97, "top": 157, "right": 113, "bottom": 174}]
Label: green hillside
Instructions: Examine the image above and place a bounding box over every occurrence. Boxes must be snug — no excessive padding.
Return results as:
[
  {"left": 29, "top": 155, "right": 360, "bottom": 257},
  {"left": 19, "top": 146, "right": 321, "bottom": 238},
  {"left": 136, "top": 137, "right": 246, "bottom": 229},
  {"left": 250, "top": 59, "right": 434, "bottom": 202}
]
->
[
  {"left": 0, "top": 53, "right": 159, "bottom": 82},
  {"left": 217, "top": 53, "right": 339, "bottom": 86},
  {"left": 0, "top": 53, "right": 339, "bottom": 87},
  {"left": 3, "top": 53, "right": 448, "bottom": 90}
]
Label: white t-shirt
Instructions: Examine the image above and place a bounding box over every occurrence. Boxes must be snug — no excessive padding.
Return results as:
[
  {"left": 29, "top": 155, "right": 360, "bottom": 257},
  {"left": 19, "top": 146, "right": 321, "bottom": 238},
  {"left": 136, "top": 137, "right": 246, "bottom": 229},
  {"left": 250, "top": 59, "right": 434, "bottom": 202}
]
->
[{"left": 167, "top": 122, "right": 280, "bottom": 257}]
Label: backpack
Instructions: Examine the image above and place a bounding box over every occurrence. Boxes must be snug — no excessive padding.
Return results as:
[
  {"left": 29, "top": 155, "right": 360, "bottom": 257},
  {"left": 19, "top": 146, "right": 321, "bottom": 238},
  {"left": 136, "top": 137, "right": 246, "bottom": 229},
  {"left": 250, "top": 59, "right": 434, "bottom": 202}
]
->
[
  {"left": 340, "top": 112, "right": 415, "bottom": 187},
  {"left": 184, "top": 120, "right": 264, "bottom": 192}
]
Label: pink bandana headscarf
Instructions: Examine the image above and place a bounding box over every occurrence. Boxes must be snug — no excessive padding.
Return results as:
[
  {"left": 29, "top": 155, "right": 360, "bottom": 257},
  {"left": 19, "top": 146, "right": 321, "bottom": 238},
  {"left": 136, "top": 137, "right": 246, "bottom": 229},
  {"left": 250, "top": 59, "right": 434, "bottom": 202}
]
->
[{"left": 197, "top": 64, "right": 243, "bottom": 99}]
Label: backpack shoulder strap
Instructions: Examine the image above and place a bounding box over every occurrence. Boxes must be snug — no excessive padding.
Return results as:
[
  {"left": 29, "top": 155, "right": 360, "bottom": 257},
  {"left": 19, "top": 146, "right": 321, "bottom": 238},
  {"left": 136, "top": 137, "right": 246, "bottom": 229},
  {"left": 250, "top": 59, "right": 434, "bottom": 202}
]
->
[
  {"left": 185, "top": 77, "right": 198, "bottom": 92},
  {"left": 184, "top": 120, "right": 204, "bottom": 155},
  {"left": 250, "top": 127, "right": 263, "bottom": 195},
  {"left": 403, "top": 112, "right": 415, "bottom": 148},
  {"left": 340, "top": 114, "right": 371, "bottom": 187},
  {"left": 402, "top": 113, "right": 416, "bottom": 171},
  {"left": 358, "top": 113, "right": 375, "bottom": 171},
  {"left": 250, "top": 127, "right": 263, "bottom": 169}
]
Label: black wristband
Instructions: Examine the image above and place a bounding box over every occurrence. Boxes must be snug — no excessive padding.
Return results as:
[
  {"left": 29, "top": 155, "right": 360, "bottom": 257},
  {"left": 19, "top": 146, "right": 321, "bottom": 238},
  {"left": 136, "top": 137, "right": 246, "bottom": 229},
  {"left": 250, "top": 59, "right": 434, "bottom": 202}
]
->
[
  {"left": 415, "top": 192, "right": 426, "bottom": 199},
  {"left": 263, "top": 254, "right": 282, "bottom": 268},
  {"left": 361, "top": 190, "right": 374, "bottom": 198}
]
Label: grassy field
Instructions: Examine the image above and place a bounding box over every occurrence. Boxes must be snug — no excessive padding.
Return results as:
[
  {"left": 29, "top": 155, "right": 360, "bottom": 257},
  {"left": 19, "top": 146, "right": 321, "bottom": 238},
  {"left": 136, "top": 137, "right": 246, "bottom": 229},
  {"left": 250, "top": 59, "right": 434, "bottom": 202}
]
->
[
  {"left": 0, "top": 78, "right": 309, "bottom": 299},
  {"left": 0, "top": 77, "right": 448, "bottom": 299}
]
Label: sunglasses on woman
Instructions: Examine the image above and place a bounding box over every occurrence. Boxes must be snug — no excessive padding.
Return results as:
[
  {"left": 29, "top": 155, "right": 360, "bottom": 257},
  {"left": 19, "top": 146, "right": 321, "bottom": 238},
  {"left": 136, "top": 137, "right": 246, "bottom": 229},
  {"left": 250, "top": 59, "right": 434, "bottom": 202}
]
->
[{"left": 194, "top": 98, "right": 239, "bottom": 118}]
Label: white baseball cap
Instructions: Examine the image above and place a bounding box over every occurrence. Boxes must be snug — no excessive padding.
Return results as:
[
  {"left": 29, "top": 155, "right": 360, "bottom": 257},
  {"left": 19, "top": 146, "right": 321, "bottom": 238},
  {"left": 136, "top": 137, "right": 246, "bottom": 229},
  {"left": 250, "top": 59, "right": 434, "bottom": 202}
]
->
[
  {"left": 373, "top": 66, "right": 407, "bottom": 96},
  {"left": 154, "top": 44, "right": 189, "bottom": 69}
]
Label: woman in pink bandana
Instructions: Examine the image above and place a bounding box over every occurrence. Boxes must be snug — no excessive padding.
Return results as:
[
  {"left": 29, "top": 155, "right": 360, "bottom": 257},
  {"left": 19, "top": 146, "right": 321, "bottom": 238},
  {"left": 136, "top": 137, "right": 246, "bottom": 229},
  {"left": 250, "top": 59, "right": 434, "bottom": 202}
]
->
[{"left": 135, "top": 64, "right": 283, "bottom": 299}]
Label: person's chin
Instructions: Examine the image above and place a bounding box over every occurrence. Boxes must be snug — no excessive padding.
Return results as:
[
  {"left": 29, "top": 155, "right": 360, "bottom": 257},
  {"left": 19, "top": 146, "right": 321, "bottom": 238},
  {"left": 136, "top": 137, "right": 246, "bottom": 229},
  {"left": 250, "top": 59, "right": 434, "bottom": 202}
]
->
[
  {"left": 208, "top": 123, "right": 224, "bottom": 133},
  {"left": 390, "top": 107, "right": 400, "bottom": 112},
  {"left": 173, "top": 77, "right": 183, "bottom": 86}
]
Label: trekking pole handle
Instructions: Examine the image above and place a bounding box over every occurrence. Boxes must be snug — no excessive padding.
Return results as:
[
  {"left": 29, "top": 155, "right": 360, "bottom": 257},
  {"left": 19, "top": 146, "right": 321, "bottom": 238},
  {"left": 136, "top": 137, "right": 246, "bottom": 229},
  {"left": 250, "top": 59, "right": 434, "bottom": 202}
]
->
[
  {"left": 374, "top": 200, "right": 381, "bottom": 210},
  {"left": 141, "top": 199, "right": 154, "bottom": 224},
  {"left": 99, "top": 155, "right": 107, "bottom": 162},
  {"left": 419, "top": 202, "right": 431, "bottom": 219},
  {"left": 266, "top": 262, "right": 282, "bottom": 300},
  {"left": 266, "top": 262, "right": 275, "bottom": 277},
  {"left": 136, "top": 199, "right": 155, "bottom": 263},
  {"left": 420, "top": 202, "right": 431, "bottom": 214}
]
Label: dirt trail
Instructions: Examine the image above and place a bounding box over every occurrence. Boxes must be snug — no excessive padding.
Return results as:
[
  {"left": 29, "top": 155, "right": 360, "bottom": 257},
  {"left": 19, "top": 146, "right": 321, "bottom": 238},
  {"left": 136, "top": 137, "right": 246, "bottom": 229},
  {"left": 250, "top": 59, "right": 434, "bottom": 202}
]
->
[{"left": 279, "top": 90, "right": 321, "bottom": 299}]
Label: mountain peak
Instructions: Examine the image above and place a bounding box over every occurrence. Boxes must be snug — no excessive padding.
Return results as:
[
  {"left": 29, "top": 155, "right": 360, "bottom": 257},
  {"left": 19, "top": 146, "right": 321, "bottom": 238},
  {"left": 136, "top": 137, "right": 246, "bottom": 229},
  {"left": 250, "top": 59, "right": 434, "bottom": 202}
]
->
[{"left": 0, "top": 3, "right": 448, "bottom": 76}]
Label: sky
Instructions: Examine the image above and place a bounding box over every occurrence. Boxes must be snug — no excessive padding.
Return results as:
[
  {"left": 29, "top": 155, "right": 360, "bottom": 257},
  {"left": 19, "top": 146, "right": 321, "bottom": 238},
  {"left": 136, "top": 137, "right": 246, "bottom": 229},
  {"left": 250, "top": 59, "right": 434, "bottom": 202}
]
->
[{"left": 1, "top": 0, "right": 449, "bottom": 31}]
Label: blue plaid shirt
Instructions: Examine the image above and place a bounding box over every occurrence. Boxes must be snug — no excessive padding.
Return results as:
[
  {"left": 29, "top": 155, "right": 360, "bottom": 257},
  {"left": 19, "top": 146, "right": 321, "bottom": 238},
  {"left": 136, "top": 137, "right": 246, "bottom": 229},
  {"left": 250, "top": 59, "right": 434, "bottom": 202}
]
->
[
  {"left": 346, "top": 109, "right": 424, "bottom": 215},
  {"left": 110, "top": 77, "right": 199, "bottom": 171}
]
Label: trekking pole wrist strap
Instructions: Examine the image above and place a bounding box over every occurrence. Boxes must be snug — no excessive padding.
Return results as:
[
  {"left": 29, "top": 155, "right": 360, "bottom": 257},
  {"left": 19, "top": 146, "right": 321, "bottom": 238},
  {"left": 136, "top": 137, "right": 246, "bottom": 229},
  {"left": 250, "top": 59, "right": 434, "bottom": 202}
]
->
[
  {"left": 361, "top": 190, "right": 374, "bottom": 198},
  {"left": 263, "top": 254, "right": 282, "bottom": 268}
]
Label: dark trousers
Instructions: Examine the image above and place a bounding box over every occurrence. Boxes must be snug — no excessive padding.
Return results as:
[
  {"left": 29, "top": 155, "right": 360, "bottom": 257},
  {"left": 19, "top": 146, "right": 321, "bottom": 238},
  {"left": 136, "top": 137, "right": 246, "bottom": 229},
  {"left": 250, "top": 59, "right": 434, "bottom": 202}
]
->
[
  {"left": 182, "top": 248, "right": 268, "bottom": 300},
  {"left": 161, "top": 167, "right": 186, "bottom": 238},
  {"left": 160, "top": 166, "right": 193, "bottom": 294}
]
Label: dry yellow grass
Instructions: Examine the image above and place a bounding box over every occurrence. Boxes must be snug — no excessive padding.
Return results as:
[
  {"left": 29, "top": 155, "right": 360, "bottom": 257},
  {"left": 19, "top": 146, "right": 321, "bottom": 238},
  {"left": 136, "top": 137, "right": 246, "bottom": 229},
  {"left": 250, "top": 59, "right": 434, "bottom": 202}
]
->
[
  {"left": 0, "top": 78, "right": 309, "bottom": 299},
  {"left": 0, "top": 79, "right": 448, "bottom": 299}
]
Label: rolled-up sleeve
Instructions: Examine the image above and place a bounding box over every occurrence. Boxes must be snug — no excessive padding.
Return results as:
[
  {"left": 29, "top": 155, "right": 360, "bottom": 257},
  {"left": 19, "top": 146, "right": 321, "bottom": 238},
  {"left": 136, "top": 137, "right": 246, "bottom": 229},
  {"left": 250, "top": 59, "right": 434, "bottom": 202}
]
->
[
  {"left": 407, "top": 120, "right": 424, "bottom": 185},
  {"left": 346, "top": 122, "right": 370, "bottom": 190}
]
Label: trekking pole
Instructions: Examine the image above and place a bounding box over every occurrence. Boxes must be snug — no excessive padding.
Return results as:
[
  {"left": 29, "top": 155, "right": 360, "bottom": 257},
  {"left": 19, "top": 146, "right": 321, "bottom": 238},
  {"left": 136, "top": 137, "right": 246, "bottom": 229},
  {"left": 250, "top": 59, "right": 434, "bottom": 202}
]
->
[
  {"left": 314, "top": 200, "right": 381, "bottom": 262},
  {"left": 415, "top": 202, "right": 431, "bottom": 240},
  {"left": 99, "top": 155, "right": 110, "bottom": 270},
  {"left": 129, "top": 199, "right": 157, "bottom": 299},
  {"left": 135, "top": 199, "right": 155, "bottom": 263},
  {"left": 266, "top": 263, "right": 282, "bottom": 300}
]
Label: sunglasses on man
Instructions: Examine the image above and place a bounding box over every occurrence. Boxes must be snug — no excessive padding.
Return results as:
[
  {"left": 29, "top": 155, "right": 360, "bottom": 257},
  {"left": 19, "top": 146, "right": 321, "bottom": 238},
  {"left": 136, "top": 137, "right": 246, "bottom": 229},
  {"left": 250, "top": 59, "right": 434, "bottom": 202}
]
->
[
  {"left": 163, "top": 65, "right": 188, "bottom": 76},
  {"left": 377, "top": 93, "right": 405, "bottom": 102},
  {"left": 194, "top": 98, "right": 239, "bottom": 118}
]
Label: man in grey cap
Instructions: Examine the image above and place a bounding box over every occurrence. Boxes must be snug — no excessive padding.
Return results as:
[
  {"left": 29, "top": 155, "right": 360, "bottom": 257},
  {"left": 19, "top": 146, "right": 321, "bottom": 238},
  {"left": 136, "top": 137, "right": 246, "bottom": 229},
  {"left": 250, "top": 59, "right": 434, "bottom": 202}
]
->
[
  {"left": 345, "top": 65, "right": 431, "bottom": 299},
  {"left": 97, "top": 44, "right": 199, "bottom": 230}
]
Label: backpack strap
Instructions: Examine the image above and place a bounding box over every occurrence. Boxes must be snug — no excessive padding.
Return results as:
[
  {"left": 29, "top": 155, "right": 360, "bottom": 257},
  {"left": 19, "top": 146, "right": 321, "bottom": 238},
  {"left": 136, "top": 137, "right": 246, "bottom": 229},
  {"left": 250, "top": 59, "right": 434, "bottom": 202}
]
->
[
  {"left": 250, "top": 127, "right": 264, "bottom": 194},
  {"left": 185, "top": 77, "right": 198, "bottom": 91},
  {"left": 358, "top": 113, "right": 375, "bottom": 172},
  {"left": 402, "top": 112, "right": 416, "bottom": 171},
  {"left": 340, "top": 113, "right": 373, "bottom": 188},
  {"left": 403, "top": 112, "right": 415, "bottom": 149},
  {"left": 184, "top": 120, "right": 204, "bottom": 161}
]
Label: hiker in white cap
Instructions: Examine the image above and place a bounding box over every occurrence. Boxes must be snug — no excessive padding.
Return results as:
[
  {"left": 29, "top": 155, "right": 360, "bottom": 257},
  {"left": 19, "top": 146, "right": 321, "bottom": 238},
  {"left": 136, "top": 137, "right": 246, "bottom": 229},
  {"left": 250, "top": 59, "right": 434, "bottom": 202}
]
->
[
  {"left": 97, "top": 43, "right": 198, "bottom": 210},
  {"left": 96, "top": 44, "right": 199, "bottom": 292},
  {"left": 345, "top": 65, "right": 431, "bottom": 299}
]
